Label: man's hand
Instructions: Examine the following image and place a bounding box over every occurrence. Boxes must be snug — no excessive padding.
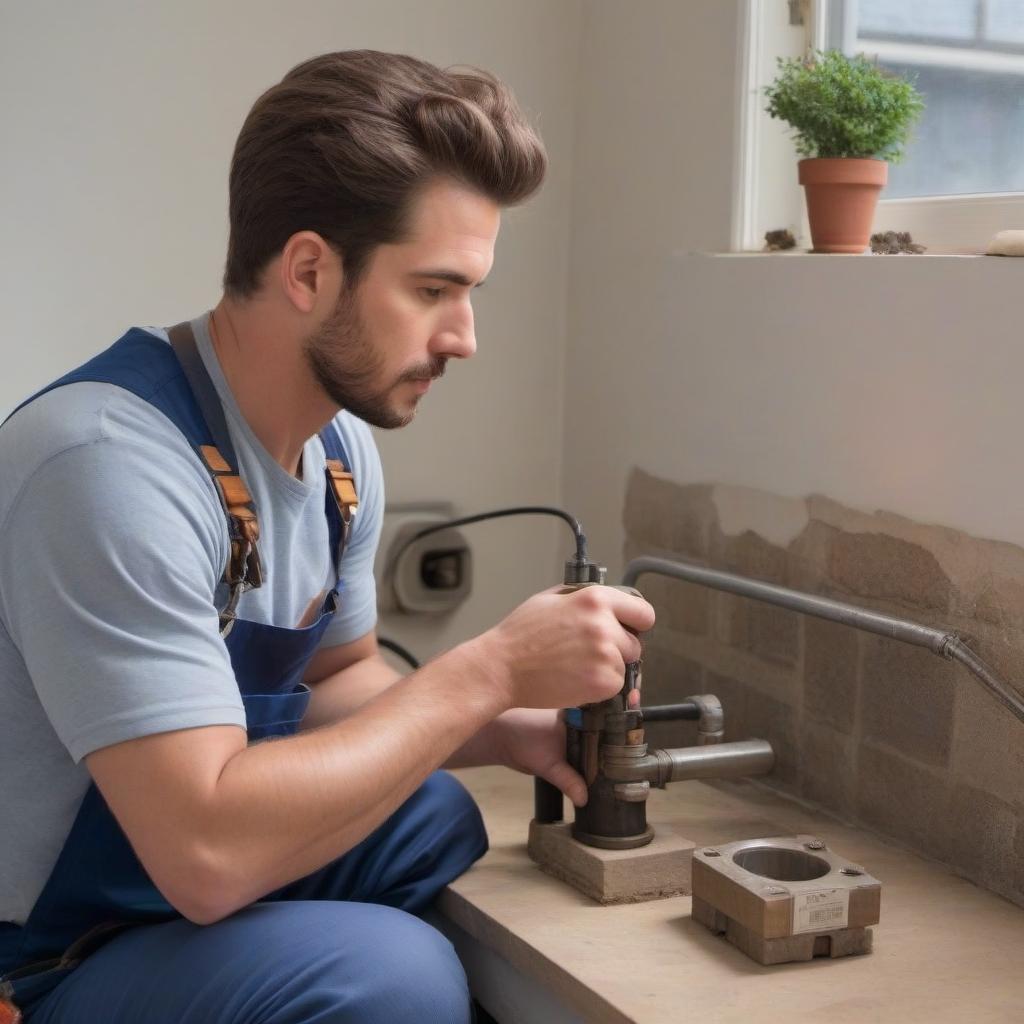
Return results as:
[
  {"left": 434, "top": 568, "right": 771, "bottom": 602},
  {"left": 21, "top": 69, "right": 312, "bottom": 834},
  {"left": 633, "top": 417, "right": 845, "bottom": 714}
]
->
[
  {"left": 489, "top": 708, "right": 588, "bottom": 807},
  {"left": 472, "top": 584, "right": 655, "bottom": 712}
]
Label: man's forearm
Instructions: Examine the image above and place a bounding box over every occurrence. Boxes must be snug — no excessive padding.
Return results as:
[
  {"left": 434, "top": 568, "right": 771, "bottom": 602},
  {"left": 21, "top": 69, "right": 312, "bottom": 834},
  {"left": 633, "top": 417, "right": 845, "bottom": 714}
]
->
[
  {"left": 445, "top": 716, "right": 506, "bottom": 769},
  {"left": 209, "top": 641, "right": 505, "bottom": 911},
  {"left": 302, "top": 649, "right": 508, "bottom": 770}
]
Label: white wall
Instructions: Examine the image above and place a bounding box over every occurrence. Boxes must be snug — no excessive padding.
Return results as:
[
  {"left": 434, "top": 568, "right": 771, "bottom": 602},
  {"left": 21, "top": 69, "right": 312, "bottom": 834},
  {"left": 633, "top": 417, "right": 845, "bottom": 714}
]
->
[
  {"left": 563, "top": 0, "right": 1024, "bottom": 580},
  {"left": 562, "top": 0, "right": 740, "bottom": 576},
  {"left": 1, "top": 0, "right": 583, "bottom": 656}
]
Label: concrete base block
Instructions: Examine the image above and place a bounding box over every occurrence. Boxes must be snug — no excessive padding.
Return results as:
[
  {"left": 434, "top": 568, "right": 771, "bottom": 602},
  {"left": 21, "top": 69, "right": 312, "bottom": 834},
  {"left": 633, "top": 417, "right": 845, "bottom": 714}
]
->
[
  {"left": 527, "top": 820, "right": 694, "bottom": 904},
  {"left": 693, "top": 895, "right": 873, "bottom": 964}
]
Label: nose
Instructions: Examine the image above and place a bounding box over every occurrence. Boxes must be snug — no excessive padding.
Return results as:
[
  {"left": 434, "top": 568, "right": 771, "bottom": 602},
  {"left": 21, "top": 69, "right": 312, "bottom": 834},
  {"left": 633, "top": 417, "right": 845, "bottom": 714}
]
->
[{"left": 431, "top": 301, "right": 476, "bottom": 360}]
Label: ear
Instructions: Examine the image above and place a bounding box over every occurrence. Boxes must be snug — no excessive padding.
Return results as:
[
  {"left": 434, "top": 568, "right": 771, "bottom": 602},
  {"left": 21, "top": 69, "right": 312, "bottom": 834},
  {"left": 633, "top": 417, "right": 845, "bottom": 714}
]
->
[{"left": 278, "top": 231, "right": 343, "bottom": 314}]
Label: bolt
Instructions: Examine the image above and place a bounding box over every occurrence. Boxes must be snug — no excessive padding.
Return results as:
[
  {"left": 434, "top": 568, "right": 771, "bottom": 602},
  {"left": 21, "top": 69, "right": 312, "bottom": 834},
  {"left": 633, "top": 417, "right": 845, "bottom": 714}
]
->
[
  {"left": 764, "top": 886, "right": 788, "bottom": 896},
  {"left": 804, "top": 839, "right": 826, "bottom": 851},
  {"left": 703, "top": 848, "right": 720, "bottom": 857}
]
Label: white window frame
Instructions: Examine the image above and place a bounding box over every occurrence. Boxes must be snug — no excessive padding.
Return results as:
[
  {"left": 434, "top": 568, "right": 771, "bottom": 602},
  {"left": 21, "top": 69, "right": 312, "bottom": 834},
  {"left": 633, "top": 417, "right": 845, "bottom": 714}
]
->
[{"left": 733, "top": 0, "right": 1024, "bottom": 253}]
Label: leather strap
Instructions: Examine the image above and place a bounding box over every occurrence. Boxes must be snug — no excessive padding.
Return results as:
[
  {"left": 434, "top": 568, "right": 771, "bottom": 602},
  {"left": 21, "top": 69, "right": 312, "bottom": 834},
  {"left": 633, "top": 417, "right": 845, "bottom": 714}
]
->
[
  {"left": 167, "top": 321, "right": 239, "bottom": 470},
  {"left": 167, "top": 321, "right": 263, "bottom": 634},
  {"left": 324, "top": 457, "right": 359, "bottom": 570},
  {"left": 325, "top": 459, "right": 358, "bottom": 521}
]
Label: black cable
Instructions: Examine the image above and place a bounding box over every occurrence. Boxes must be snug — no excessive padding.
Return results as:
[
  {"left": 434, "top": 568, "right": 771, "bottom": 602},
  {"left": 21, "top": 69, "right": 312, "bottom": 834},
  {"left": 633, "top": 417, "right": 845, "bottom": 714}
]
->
[
  {"left": 388, "top": 505, "right": 588, "bottom": 573},
  {"left": 377, "top": 636, "right": 421, "bottom": 670},
  {"left": 381, "top": 505, "right": 591, "bottom": 675}
]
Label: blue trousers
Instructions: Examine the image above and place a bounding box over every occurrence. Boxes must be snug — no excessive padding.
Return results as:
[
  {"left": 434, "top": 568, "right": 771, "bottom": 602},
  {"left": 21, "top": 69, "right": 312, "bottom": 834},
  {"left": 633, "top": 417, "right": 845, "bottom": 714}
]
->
[{"left": 24, "top": 772, "right": 488, "bottom": 1024}]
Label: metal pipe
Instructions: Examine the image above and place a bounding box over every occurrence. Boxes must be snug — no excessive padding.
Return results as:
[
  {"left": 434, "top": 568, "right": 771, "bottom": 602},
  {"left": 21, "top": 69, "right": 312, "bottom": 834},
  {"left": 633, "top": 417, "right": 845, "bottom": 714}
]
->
[
  {"left": 602, "top": 738, "right": 775, "bottom": 785},
  {"left": 638, "top": 702, "right": 700, "bottom": 722},
  {"left": 663, "top": 739, "right": 774, "bottom": 784},
  {"left": 534, "top": 778, "right": 564, "bottom": 824},
  {"left": 946, "top": 637, "right": 1024, "bottom": 722},
  {"left": 624, "top": 555, "right": 1024, "bottom": 725},
  {"left": 624, "top": 556, "right": 948, "bottom": 652}
]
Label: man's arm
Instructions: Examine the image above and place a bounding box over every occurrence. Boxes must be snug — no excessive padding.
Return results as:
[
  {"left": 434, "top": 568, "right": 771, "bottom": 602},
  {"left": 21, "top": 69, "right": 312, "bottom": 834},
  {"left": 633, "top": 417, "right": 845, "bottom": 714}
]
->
[
  {"left": 86, "top": 585, "right": 653, "bottom": 926},
  {"left": 302, "top": 631, "right": 587, "bottom": 806},
  {"left": 86, "top": 636, "right": 505, "bottom": 926}
]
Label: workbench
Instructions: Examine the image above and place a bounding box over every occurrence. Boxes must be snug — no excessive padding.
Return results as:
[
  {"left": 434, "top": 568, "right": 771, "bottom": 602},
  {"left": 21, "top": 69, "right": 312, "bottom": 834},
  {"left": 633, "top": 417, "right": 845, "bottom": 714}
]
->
[{"left": 438, "top": 767, "right": 1024, "bottom": 1023}]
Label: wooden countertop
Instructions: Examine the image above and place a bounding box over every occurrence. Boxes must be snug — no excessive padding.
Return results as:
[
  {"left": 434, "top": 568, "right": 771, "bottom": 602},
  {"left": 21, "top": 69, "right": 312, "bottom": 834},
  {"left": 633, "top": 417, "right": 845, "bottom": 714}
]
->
[{"left": 440, "top": 767, "right": 1024, "bottom": 1024}]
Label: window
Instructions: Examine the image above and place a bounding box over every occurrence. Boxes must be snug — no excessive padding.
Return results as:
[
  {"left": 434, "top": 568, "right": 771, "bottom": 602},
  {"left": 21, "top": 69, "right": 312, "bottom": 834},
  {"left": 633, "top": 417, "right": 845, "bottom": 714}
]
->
[
  {"left": 734, "top": 0, "right": 1024, "bottom": 252},
  {"left": 830, "top": 0, "right": 1024, "bottom": 198}
]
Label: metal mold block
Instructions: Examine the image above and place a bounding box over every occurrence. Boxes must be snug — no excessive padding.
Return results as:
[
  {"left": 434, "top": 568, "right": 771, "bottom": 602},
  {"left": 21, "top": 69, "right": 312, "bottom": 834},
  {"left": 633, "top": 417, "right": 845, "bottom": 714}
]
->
[{"left": 691, "top": 835, "right": 881, "bottom": 965}]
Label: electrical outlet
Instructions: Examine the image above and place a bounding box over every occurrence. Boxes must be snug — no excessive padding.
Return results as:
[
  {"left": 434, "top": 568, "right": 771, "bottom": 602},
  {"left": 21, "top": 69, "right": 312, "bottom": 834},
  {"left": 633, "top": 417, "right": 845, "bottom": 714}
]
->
[{"left": 374, "top": 502, "right": 473, "bottom": 615}]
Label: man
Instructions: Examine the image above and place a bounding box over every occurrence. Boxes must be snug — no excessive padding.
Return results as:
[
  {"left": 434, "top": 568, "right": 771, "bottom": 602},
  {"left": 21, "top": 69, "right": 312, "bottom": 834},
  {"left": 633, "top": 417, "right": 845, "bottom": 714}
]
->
[{"left": 0, "top": 51, "right": 653, "bottom": 1023}]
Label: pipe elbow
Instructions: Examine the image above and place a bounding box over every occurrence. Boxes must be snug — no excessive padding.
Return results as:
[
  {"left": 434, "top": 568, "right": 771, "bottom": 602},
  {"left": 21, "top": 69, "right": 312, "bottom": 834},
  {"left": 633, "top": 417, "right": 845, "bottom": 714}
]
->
[{"left": 685, "top": 693, "right": 724, "bottom": 744}]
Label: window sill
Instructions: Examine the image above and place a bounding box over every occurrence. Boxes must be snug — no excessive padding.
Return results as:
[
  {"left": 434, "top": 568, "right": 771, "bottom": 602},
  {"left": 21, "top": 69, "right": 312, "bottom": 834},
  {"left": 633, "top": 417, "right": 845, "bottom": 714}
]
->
[{"left": 698, "top": 251, "right": 995, "bottom": 260}]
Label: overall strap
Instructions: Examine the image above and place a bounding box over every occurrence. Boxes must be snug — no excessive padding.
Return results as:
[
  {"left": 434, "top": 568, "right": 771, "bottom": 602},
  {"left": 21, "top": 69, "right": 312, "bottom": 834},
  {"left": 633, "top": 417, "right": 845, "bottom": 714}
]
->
[
  {"left": 167, "top": 323, "right": 263, "bottom": 636},
  {"left": 320, "top": 433, "right": 359, "bottom": 575},
  {"left": 166, "top": 323, "right": 237, "bottom": 468}
]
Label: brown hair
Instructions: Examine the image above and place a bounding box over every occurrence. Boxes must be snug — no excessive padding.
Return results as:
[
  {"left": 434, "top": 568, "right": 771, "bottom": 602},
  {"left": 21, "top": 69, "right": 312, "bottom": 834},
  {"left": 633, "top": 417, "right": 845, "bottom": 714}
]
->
[{"left": 223, "top": 50, "right": 547, "bottom": 297}]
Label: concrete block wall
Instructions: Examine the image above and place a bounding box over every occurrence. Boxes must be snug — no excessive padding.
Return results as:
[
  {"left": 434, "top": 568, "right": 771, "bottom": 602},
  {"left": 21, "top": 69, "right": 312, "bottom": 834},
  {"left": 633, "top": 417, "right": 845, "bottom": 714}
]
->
[{"left": 624, "top": 468, "right": 1024, "bottom": 907}]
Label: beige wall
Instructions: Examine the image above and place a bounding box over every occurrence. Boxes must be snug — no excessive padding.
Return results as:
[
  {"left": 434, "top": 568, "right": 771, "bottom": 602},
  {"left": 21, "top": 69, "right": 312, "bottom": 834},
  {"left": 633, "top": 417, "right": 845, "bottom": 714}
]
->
[
  {"left": 563, "top": 0, "right": 741, "bottom": 576},
  {"left": 563, "top": 1, "right": 1024, "bottom": 576},
  {"left": 0, "top": 0, "right": 583, "bottom": 653}
]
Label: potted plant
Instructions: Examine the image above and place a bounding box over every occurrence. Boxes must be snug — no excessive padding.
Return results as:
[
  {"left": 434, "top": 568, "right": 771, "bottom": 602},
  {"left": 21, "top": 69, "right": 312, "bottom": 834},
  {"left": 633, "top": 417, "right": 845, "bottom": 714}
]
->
[{"left": 764, "top": 50, "right": 924, "bottom": 254}]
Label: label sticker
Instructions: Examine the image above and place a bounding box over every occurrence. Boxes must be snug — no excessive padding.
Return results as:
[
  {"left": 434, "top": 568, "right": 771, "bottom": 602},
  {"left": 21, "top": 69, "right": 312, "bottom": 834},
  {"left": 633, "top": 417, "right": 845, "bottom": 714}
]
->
[{"left": 792, "top": 888, "right": 850, "bottom": 934}]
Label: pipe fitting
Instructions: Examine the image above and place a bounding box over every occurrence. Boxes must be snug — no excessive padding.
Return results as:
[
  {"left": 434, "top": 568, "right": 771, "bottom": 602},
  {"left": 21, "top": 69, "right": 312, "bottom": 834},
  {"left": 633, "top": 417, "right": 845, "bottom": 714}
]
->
[{"left": 685, "top": 693, "right": 724, "bottom": 745}]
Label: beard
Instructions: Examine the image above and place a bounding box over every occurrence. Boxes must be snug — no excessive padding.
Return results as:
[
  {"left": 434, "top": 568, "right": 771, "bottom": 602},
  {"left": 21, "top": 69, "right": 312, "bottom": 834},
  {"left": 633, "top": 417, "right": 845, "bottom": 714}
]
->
[{"left": 304, "top": 287, "right": 446, "bottom": 429}]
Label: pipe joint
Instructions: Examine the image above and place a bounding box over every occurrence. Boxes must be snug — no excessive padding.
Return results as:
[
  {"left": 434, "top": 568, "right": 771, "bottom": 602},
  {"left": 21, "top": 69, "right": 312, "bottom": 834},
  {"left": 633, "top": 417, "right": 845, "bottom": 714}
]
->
[{"left": 685, "top": 693, "right": 724, "bottom": 745}]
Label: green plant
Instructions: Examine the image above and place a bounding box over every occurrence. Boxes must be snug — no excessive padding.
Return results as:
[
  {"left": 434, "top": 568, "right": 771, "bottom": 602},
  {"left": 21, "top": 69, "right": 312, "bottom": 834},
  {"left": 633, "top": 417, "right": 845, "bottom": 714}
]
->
[{"left": 764, "top": 49, "right": 924, "bottom": 162}]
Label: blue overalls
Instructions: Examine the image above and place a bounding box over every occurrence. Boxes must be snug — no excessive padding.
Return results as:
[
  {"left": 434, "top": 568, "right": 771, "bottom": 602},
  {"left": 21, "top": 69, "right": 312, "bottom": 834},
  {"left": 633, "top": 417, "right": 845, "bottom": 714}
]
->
[{"left": 0, "top": 326, "right": 487, "bottom": 1023}]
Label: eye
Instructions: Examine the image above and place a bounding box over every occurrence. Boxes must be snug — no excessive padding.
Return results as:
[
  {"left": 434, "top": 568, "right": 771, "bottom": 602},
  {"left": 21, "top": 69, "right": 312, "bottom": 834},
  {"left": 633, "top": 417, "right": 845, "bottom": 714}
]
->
[{"left": 419, "top": 286, "right": 444, "bottom": 301}]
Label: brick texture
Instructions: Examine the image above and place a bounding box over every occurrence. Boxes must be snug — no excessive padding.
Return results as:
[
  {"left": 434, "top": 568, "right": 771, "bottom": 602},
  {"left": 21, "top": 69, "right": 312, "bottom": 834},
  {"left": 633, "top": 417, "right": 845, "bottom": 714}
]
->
[
  {"left": 948, "top": 785, "right": 1019, "bottom": 899},
  {"left": 804, "top": 616, "right": 859, "bottom": 734},
  {"left": 861, "top": 636, "right": 956, "bottom": 768},
  {"left": 856, "top": 743, "right": 951, "bottom": 861},
  {"left": 718, "top": 594, "right": 800, "bottom": 668},
  {"left": 829, "top": 531, "right": 952, "bottom": 612},
  {"left": 623, "top": 469, "right": 712, "bottom": 558},
  {"left": 624, "top": 469, "right": 1024, "bottom": 908},
  {"left": 800, "top": 718, "right": 856, "bottom": 819}
]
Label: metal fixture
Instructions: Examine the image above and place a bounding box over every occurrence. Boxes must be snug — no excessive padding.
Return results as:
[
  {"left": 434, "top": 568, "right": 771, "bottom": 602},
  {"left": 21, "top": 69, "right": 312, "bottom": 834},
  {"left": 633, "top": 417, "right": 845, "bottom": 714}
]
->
[{"left": 534, "top": 556, "right": 775, "bottom": 850}]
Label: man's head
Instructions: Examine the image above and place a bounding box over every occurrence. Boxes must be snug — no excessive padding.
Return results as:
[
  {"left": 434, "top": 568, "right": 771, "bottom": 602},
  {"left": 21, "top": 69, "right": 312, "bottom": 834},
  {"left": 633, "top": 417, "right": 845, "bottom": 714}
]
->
[{"left": 222, "top": 51, "right": 546, "bottom": 427}]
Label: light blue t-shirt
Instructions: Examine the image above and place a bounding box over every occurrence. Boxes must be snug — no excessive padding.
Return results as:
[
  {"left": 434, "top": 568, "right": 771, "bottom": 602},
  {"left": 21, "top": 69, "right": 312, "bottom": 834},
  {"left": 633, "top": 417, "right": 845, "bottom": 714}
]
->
[{"left": 0, "top": 314, "right": 384, "bottom": 924}]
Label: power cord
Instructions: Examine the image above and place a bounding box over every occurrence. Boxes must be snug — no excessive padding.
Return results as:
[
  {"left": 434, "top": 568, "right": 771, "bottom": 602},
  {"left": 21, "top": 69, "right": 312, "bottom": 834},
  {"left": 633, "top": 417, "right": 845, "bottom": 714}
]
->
[
  {"left": 387, "top": 505, "right": 587, "bottom": 571},
  {"left": 377, "top": 636, "right": 421, "bottom": 670},
  {"left": 378, "top": 504, "right": 590, "bottom": 671}
]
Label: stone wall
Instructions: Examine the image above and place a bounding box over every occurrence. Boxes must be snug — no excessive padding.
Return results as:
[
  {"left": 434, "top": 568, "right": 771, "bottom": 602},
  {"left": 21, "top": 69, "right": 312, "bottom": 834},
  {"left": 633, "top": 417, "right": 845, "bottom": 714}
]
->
[{"left": 624, "top": 468, "right": 1024, "bottom": 907}]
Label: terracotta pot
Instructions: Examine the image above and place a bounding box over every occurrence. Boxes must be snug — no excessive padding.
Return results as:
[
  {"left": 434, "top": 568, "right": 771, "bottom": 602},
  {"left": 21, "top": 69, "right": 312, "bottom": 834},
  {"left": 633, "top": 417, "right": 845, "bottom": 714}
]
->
[{"left": 798, "top": 158, "right": 888, "bottom": 254}]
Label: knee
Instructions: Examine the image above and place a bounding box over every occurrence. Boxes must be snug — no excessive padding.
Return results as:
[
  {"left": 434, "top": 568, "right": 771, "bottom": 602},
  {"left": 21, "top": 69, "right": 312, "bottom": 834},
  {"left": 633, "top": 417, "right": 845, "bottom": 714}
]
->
[
  {"left": 419, "top": 771, "right": 488, "bottom": 858},
  {"left": 314, "top": 907, "right": 471, "bottom": 1023},
  {"left": 374, "top": 911, "right": 471, "bottom": 1022}
]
